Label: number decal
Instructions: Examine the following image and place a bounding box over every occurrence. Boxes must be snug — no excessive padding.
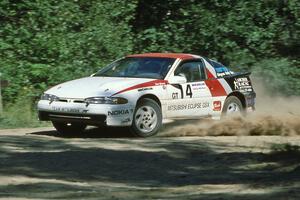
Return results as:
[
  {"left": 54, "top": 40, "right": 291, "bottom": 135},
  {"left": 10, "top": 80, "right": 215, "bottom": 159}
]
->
[
  {"left": 170, "top": 84, "right": 192, "bottom": 99},
  {"left": 186, "top": 84, "right": 193, "bottom": 98},
  {"left": 178, "top": 84, "right": 184, "bottom": 99}
]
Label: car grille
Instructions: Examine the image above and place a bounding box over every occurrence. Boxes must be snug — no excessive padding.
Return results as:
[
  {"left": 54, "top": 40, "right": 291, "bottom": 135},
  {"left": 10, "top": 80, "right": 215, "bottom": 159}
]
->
[{"left": 57, "top": 98, "right": 85, "bottom": 104}]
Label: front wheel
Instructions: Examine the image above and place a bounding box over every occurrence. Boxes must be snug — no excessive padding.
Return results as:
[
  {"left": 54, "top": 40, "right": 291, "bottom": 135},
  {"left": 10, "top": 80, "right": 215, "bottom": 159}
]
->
[
  {"left": 130, "top": 98, "right": 162, "bottom": 137},
  {"left": 222, "top": 96, "right": 245, "bottom": 117},
  {"left": 52, "top": 121, "right": 87, "bottom": 135}
]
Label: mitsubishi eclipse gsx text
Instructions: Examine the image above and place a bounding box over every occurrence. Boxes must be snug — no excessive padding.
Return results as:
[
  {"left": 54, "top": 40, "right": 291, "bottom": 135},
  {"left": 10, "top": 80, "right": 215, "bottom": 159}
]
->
[{"left": 38, "top": 53, "right": 256, "bottom": 137}]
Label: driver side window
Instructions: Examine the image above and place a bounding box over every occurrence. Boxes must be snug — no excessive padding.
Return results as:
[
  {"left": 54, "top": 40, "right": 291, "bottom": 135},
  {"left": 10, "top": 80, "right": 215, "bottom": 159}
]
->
[{"left": 174, "top": 60, "right": 206, "bottom": 82}]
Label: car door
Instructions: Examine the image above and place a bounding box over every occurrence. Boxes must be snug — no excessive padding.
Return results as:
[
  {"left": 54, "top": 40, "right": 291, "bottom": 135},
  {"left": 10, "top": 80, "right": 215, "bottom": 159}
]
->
[{"left": 166, "top": 59, "right": 212, "bottom": 118}]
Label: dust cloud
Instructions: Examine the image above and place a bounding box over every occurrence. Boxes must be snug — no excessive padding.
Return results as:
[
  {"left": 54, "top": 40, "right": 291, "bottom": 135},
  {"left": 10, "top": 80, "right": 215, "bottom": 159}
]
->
[{"left": 162, "top": 78, "right": 300, "bottom": 137}]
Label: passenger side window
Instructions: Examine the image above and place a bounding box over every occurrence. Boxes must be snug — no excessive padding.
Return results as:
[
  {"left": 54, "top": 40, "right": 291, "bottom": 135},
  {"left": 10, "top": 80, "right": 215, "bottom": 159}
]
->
[{"left": 174, "top": 60, "right": 206, "bottom": 82}]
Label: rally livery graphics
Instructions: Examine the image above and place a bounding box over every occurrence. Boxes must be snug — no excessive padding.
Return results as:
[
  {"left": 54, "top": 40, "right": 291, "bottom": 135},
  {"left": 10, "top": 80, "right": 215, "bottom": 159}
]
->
[{"left": 38, "top": 53, "right": 256, "bottom": 137}]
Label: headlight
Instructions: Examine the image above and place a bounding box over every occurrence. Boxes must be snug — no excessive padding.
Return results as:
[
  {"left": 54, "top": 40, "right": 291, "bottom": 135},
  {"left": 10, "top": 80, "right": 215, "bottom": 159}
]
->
[
  {"left": 85, "top": 97, "right": 128, "bottom": 105},
  {"left": 40, "top": 93, "right": 59, "bottom": 102}
]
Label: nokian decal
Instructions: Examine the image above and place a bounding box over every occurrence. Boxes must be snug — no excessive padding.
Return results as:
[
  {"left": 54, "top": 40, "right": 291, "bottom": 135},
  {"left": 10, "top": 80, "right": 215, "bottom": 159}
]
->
[
  {"left": 233, "top": 78, "right": 253, "bottom": 92},
  {"left": 224, "top": 75, "right": 254, "bottom": 93}
]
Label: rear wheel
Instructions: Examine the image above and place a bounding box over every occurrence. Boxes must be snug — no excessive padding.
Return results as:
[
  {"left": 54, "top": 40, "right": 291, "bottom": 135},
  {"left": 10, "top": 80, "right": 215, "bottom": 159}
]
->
[
  {"left": 222, "top": 96, "right": 244, "bottom": 117},
  {"left": 130, "top": 98, "right": 162, "bottom": 137},
  {"left": 52, "top": 121, "right": 87, "bottom": 135}
]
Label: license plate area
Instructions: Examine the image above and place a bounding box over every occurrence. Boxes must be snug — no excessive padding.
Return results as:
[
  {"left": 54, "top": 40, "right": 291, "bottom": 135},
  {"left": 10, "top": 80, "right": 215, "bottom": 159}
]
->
[{"left": 51, "top": 106, "right": 84, "bottom": 113}]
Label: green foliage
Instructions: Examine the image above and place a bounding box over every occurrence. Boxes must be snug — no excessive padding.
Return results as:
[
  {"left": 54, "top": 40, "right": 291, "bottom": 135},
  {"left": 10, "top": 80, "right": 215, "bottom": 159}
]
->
[
  {"left": 0, "top": 0, "right": 136, "bottom": 102},
  {"left": 270, "top": 143, "right": 300, "bottom": 160},
  {"left": 253, "top": 59, "right": 300, "bottom": 95},
  {"left": 133, "top": 1, "right": 299, "bottom": 66},
  {"left": 271, "top": 143, "right": 300, "bottom": 153},
  {"left": 0, "top": 94, "right": 49, "bottom": 128}
]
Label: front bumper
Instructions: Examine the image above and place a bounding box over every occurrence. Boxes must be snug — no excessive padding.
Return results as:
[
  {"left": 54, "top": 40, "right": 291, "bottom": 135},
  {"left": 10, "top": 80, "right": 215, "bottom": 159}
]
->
[
  {"left": 37, "top": 100, "right": 135, "bottom": 126},
  {"left": 38, "top": 111, "right": 107, "bottom": 126}
]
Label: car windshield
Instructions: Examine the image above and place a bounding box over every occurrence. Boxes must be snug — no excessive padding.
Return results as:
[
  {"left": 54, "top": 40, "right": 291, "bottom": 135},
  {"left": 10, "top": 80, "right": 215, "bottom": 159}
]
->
[{"left": 94, "top": 57, "right": 175, "bottom": 79}]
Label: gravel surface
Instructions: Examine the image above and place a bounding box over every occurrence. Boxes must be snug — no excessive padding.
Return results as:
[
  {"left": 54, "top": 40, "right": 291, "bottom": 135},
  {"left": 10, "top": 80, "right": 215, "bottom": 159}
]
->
[{"left": 0, "top": 127, "right": 299, "bottom": 199}]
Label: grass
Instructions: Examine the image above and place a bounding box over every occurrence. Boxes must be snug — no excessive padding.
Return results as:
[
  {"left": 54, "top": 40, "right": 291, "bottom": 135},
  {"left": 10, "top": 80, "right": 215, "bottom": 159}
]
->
[
  {"left": 269, "top": 143, "right": 300, "bottom": 166},
  {"left": 0, "top": 100, "right": 50, "bottom": 129},
  {"left": 270, "top": 143, "right": 300, "bottom": 155}
]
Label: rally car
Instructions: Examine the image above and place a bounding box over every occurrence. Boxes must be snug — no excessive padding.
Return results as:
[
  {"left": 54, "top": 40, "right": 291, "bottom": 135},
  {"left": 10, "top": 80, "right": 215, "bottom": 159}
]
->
[{"left": 38, "top": 53, "right": 256, "bottom": 137}]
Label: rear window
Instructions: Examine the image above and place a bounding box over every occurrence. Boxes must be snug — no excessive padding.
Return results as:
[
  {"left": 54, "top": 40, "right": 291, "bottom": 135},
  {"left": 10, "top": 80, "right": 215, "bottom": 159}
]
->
[{"left": 207, "top": 59, "right": 234, "bottom": 78}]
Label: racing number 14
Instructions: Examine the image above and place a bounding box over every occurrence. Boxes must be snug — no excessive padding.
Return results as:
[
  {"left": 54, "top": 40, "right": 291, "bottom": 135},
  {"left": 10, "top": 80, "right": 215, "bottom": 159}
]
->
[{"left": 173, "top": 84, "right": 193, "bottom": 99}]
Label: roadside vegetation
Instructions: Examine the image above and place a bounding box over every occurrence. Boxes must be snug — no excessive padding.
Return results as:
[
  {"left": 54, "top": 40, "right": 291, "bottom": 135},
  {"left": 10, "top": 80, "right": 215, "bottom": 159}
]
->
[
  {"left": 0, "top": 97, "right": 49, "bottom": 128},
  {"left": 0, "top": 0, "right": 299, "bottom": 128},
  {"left": 270, "top": 143, "right": 300, "bottom": 158}
]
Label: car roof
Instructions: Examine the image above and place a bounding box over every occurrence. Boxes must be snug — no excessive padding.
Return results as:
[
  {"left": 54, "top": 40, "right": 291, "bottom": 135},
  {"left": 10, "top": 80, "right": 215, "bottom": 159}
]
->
[{"left": 127, "top": 53, "right": 198, "bottom": 60}]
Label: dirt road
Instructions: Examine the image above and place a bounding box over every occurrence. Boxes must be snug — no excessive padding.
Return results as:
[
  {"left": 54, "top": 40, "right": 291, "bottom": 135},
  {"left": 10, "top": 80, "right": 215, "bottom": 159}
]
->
[{"left": 0, "top": 126, "right": 299, "bottom": 200}]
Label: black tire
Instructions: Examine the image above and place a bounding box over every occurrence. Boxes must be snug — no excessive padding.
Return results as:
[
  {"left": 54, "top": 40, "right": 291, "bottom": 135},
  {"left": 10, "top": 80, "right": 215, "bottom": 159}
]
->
[
  {"left": 130, "top": 98, "right": 162, "bottom": 137},
  {"left": 222, "top": 96, "right": 245, "bottom": 117},
  {"left": 52, "top": 121, "right": 87, "bottom": 135}
]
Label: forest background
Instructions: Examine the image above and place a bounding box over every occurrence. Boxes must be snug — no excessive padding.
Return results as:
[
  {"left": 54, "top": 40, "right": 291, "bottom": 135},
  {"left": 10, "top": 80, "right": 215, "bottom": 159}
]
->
[{"left": 0, "top": 0, "right": 299, "bottom": 127}]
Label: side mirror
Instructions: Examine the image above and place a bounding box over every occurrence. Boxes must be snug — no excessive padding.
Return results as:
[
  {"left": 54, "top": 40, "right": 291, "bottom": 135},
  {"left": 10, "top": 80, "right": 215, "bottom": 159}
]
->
[{"left": 168, "top": 75, "right": 187, "bottom": 84}]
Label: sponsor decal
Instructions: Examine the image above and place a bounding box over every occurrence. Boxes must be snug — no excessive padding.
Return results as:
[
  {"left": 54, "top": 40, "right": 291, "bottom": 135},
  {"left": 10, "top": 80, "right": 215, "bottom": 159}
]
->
[
  {"left": 172, "top": 92, "right": 179, "bottom": 99},
  {"left": 108, "top": 109, "right": 133, "bottom": 116},
  {"left": 216, "top": 71, "right": 234, "bottom": 78},
  {"left": 51, "top": 106, "right": 88, "bottom": 113},
  {"left": 213, "top": 101, "right": 222, "bottom": 111},
  {"left": 112, "top": 80, "right": 168, "bottom": 96},
  {"left": 121, "top": 118, "right": 131, "bottom": 123},
  {"left": 168, "top": 102, "right": 209, "bottom": 111},
  {"left": 191, "top": 82, "right": 206, "bottom": 90},
  {"left": 233, "top": 78, "right": 253, "bottom": 92},
  {"left": 138, "top": 87, "right": 153, "bottom": 92},
  {"left": 191, "top": 83, "right": 205, "bottom": 87},
  {"left": 155, "top": 82, "right": 167, "bottom": 86}
]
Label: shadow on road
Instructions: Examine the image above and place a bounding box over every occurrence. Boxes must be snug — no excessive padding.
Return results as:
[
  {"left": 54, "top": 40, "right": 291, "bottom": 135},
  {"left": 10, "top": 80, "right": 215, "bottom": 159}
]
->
[
  {"left": 0, "top": 130, "right": 299, "bottom": 199},
  {"left": 29, "top": 127, "right": 132, "bottom": 138},
  {"left": 28, "top": 119, "right": 202, "bottom": 139}
]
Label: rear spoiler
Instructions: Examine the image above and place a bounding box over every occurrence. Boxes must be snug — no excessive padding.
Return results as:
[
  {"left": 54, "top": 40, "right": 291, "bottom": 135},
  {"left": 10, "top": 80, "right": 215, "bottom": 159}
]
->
[{"left": 234, "top": 71, "right": 251, "bottom": 76}]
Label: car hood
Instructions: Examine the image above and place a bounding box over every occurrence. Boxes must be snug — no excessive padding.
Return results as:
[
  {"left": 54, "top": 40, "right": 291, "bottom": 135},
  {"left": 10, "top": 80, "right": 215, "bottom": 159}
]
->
[{"left": 46, "top": 77, "right": 155, "bottom": 99}]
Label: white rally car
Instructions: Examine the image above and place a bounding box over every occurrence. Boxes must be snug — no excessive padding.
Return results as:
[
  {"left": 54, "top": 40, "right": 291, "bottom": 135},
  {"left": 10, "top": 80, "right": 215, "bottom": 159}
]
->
[{"left": 38, "top": 53, "right": 256, "bottom": 137}]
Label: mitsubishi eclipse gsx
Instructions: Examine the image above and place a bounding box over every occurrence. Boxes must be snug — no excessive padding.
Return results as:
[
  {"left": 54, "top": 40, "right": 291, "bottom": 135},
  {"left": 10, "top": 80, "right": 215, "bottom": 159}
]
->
[{"left": 38, "top": 53, "right": 256, "bottom": 137}]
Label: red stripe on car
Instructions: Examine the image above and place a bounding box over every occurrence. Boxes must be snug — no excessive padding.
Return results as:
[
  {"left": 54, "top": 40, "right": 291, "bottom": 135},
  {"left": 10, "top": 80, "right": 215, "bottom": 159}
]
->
[
  {"left": 205, "top": 70, "right": 227, "bottom": 97},
  {"left": 112, "top": 80, "right": 168, "bottom": 96}
]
